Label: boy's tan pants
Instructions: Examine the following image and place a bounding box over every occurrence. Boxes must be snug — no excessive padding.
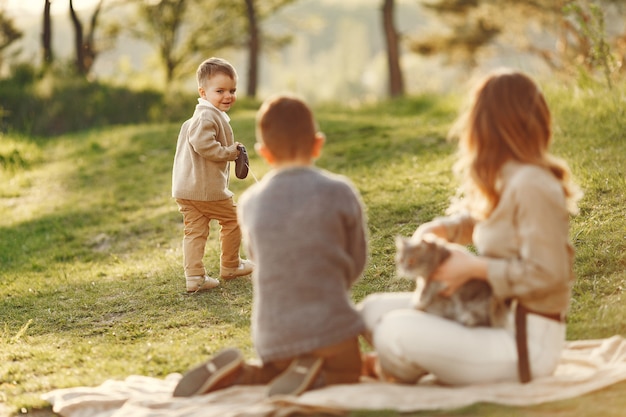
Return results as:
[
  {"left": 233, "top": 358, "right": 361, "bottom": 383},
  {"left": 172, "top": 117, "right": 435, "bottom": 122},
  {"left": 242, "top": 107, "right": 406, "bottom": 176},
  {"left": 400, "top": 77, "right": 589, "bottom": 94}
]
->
[{"left": 176, "top": 198, "right": 242, "bottom": 277}]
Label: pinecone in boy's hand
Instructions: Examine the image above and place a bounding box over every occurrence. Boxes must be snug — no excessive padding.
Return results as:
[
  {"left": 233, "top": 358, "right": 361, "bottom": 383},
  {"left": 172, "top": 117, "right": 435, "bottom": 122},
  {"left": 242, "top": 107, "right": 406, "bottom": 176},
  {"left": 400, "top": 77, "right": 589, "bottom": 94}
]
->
[{"left": 235, "top": 144, "right": 249, "bottom": 179}]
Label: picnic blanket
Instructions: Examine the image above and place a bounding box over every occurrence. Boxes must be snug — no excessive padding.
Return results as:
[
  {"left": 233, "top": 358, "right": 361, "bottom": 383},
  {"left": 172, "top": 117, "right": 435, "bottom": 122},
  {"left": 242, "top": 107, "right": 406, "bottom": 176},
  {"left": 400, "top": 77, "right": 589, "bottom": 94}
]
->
[{"left": 42, "top": 335, "right": 626, "bottom": 417}]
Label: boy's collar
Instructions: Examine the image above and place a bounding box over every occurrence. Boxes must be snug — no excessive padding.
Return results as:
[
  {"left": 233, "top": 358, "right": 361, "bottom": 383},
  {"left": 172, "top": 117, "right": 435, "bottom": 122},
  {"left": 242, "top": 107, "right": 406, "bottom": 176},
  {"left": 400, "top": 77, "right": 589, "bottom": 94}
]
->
[{"left": 198, "top": 98, "right": 230, "bottom": 122}]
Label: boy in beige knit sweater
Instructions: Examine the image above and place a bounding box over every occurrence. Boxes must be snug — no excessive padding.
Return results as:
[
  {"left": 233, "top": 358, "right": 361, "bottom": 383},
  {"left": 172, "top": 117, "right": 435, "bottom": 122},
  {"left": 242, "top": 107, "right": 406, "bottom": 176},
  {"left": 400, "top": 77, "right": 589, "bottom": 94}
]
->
[{"left": 172, "top": 57, "right": 253, "bottom": 293}]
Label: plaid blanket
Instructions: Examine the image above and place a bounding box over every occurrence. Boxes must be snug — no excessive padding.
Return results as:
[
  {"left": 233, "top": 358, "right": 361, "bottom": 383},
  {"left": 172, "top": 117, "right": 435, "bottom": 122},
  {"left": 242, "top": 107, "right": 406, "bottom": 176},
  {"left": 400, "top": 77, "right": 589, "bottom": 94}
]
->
[{"left": 42, "top": 335, "right": 626, "bottom": 417}]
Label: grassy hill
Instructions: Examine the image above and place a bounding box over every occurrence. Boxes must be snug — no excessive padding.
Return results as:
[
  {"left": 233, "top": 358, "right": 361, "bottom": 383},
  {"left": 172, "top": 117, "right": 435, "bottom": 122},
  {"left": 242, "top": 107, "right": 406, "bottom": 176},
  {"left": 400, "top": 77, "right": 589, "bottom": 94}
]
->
[{"left": 0, "top": 84, "right": 625, "bottom": 416}]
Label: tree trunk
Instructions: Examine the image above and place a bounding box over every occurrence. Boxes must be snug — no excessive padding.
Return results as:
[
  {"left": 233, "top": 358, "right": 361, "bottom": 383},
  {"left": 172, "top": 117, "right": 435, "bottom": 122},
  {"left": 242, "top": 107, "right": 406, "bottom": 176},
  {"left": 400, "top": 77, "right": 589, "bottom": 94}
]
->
[
  {"left": 42, "top": 0, "right": 53, "bottom": 68},
  {"left": 245, "top": 0, "right": 259, "bottom": 98},
  {"left": 69, "top": 0, "right": 86, "bottom": 75},
  {"left": 159, "top": 0, "right": 186, "bottom": 86},
  {"left": 68, "top": 0, "right": 105, "bottom": 78},
  {"left": 382, "top": 0, "right": 404, "bottom": 98},
  {"left": 83, "top": 0, "right": 104, "bottom": 75}
]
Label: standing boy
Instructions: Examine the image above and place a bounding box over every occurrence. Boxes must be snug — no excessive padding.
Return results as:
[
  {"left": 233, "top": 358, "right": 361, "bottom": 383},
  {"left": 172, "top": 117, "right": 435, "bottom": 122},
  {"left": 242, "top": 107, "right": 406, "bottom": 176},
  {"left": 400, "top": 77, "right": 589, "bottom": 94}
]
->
[
  {"left": 172, "top": 57, "right": 253, "bottom": 293},
  {"left": 173, "top": 94, "right": 368, "bottom": 397}
]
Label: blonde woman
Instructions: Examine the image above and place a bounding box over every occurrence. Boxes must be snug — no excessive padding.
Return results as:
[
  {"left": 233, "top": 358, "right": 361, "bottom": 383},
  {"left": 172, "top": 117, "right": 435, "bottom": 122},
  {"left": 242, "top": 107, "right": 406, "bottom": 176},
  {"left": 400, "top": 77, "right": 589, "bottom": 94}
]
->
[{"left": 359, "top": 69, "right": 582, "bottom": 385}]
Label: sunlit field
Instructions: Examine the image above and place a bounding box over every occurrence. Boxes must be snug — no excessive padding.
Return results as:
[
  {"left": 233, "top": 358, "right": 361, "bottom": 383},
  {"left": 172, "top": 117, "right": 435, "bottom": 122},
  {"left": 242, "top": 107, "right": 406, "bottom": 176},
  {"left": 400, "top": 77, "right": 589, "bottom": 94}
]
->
[{"left": 1, "top": 83, "right": 625, "bottom": 416}]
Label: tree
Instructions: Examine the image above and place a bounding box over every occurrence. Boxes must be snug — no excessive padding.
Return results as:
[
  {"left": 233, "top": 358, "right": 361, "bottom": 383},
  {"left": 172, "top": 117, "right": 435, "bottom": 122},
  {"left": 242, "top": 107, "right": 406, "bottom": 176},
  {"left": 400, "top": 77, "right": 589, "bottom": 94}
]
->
[
  {"left": 0, "top": 6, "right": 20, "bottom": 51},
  {"left": 42, "top": 0, "right": 52, "bottom": 68},
  {"left": 126, "top": 0, "right": 244, "bottom": 88},
  {"left": 242, "top": 0, "right": 294, "bottom": 98},
  {"left": 139, "top": 0, "right": 187, "bottom": 85},
  {"left": 409, "top": 0, "right": 626, "bottom": 81},
  {"left": 122, "top": 0, "right": 293, "bottom": 93},
  {"left": 244, "top": 0, "right": 259, "bottom": 97},
  {"left": 409, "top": 0, "right": 500, "bottom": 68},
  {"left": 69, "top": 0, "right": 105, "bottom": 77},
  {"left": 562, "top": 1, "right": 621, "bottom": 88},
  {"left": 381, "top": 0, "right": 404, "bottom": 97},
  {"left": 0, "top": 5, "right": 21, "bottom": 74},
  {"left": 486, "top": 0, "right": 623, "bottom": 83}
]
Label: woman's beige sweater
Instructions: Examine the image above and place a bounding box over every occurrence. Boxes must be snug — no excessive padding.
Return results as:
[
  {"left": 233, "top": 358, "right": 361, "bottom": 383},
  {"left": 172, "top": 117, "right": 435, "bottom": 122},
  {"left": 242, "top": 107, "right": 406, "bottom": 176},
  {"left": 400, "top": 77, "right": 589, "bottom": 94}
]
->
[{"left": 437, "top": 161, "right": 574, "bottom": 316}]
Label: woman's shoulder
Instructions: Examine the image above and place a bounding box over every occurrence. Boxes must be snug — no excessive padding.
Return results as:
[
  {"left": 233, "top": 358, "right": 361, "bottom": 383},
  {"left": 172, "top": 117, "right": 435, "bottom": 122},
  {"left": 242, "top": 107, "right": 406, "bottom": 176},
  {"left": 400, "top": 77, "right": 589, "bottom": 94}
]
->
[{"left": 503, "top": 161, "right": 563, "bottom": 197}]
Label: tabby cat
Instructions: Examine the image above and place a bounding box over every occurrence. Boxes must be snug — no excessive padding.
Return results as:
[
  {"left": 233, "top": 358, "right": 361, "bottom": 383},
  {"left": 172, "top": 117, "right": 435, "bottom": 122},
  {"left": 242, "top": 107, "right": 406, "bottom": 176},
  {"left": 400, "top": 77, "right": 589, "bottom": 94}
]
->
[{"left": 395, "top": 235, "right": 507, "bottom": 327}]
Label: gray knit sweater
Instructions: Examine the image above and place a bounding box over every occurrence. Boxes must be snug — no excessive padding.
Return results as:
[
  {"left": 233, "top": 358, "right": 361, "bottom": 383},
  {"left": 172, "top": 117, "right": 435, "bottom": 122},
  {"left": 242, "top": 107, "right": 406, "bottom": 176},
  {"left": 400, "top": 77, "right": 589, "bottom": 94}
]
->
[
  {"left": 238, "top": 166, "right": 368, "bottom": 362},
  {"left": 172, "top": 101, "right": 239, "bottom": 201}
]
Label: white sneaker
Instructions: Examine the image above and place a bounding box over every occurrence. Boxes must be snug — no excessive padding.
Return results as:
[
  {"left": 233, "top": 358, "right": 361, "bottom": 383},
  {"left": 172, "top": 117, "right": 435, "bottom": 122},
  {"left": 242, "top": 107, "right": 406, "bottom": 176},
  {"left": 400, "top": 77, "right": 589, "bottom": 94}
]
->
[
  {"left": 186, "top": 275, "right": 220, "bottom": 293},
  {"left": 220, "top": 260, "right": 254, "bottom": 280}
]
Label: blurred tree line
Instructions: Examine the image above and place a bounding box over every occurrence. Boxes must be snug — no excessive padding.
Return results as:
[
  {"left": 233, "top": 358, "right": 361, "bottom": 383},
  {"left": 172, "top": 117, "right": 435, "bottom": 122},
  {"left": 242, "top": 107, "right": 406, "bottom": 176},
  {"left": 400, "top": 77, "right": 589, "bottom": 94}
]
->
[
  {"left": 0, "top": 0, "right": 294, "bottom": 135},
  {"left": 413, "top": 0, "right": 624, "bottom": 87},
  {"left": 0, "top": 0, "right": 624, "bottom": 136}
]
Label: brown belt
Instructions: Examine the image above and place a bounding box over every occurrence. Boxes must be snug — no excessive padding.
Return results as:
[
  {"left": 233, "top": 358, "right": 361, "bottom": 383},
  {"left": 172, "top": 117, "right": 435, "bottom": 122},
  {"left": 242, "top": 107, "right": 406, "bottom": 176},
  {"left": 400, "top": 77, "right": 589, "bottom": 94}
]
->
[{"left": 515, "top": 303, "right": 565, "bottom": 383}]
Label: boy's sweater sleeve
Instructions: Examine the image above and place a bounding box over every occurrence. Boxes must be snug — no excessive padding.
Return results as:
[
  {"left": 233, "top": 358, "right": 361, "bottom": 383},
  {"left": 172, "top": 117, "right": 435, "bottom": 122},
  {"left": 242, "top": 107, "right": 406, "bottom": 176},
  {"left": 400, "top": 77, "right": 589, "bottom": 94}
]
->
[
  {"left": 188, "top": 118, "right": 238, "bottom": 162},
  {"left": 347, "top": 194, "right": 368, "bottom": 286}
]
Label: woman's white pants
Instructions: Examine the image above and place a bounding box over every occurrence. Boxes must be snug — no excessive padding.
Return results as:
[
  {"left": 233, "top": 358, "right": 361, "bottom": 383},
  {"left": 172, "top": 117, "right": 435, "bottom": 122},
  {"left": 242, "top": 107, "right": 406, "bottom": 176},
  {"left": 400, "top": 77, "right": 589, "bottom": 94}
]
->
[{"left": 358, "top": 292, "right": 565, "bottom": 385}]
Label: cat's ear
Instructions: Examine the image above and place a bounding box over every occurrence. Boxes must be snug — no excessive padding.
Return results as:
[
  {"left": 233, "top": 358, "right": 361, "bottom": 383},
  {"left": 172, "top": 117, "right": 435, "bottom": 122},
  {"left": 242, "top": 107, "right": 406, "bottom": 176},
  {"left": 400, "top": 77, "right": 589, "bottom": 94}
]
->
[{"left": 423, "top": 237, "right": 440, "bottom": 251}]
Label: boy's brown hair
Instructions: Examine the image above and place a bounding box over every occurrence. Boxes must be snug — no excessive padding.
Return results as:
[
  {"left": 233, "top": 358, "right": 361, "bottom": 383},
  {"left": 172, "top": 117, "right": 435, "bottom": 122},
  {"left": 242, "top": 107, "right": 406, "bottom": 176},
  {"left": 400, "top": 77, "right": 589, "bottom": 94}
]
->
[
  {"left": 256, "top": 95, "right": 318, "bottom": 160},
  {"left": 196, "top": 57, "right": 237, "bottom": 88}
]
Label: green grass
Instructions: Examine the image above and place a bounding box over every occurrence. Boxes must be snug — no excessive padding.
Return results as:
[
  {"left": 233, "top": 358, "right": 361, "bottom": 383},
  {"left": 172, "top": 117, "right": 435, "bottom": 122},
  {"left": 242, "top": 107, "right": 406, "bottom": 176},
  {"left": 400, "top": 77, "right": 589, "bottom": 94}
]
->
[{"left": 1, "top": 84, "right": 625, "bottom": 416}]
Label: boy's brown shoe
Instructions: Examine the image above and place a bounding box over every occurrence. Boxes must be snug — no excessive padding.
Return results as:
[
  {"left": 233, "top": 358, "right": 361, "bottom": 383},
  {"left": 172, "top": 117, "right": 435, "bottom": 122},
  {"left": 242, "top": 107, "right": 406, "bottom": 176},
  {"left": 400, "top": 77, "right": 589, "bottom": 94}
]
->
[
  {"left": 173, "top": 348, "right": 244, "bottom": 397},
  {"left": 220, "top": 260, "right": 254, "bottom": 279},
  {"left": 234, "top": 144, "right": 249, "bottom": 179},
  {"left": 267, "top": 355, "right": 324, "bottom": 397}
]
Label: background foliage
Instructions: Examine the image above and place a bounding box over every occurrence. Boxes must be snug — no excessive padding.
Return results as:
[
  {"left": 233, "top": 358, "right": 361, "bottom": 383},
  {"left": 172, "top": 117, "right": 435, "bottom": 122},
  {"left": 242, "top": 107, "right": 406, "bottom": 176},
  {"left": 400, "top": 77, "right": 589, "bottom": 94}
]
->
[{"left": 0, "top": 65, "right": 164, "bottom": 136}]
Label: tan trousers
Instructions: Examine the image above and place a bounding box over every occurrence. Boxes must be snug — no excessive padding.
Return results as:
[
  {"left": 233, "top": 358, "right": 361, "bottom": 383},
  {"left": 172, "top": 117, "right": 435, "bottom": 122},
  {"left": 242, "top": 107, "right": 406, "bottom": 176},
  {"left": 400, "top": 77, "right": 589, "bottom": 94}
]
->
[
  {"left": 237, "top": 336, "right": 363, "bottom": 387},
  {"left": 176, "top": 198, "right": 242, "bottom": 277}
]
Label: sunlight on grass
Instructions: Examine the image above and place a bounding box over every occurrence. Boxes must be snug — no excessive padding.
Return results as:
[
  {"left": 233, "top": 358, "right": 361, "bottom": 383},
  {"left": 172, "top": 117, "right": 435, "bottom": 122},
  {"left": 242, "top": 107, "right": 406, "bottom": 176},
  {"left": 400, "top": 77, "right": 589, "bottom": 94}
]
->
[{"left": 1, "top": 89, "right": 625, "bottom": 416}]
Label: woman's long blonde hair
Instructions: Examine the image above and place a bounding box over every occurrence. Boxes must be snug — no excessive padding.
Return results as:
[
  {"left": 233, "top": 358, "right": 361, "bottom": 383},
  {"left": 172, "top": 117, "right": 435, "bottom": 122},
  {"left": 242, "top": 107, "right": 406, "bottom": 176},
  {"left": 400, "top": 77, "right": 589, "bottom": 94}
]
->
[{"left": 449, "top": 69, "right": 581, "bottom": 219}]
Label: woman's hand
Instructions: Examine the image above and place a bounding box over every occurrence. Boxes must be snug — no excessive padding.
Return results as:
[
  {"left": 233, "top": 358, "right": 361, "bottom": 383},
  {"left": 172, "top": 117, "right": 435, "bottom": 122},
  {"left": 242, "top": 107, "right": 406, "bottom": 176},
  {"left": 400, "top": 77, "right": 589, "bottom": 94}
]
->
[
  {"left": 412, "top": 221, "right": 447, "bottom": 241},
  {"left": 431, "top": 247, "right": 488, "bottom": 297}
]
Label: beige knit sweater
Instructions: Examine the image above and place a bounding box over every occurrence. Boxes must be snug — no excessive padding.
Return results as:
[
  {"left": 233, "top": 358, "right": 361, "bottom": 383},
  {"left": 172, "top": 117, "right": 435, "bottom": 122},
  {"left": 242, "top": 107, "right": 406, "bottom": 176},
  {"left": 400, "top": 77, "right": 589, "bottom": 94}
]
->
[
  {"left": 435, "top": 161, "right": 574, "bottom": 316},
  {"left": 172, "top": 101, "right": 239, "bottom": 201}
]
